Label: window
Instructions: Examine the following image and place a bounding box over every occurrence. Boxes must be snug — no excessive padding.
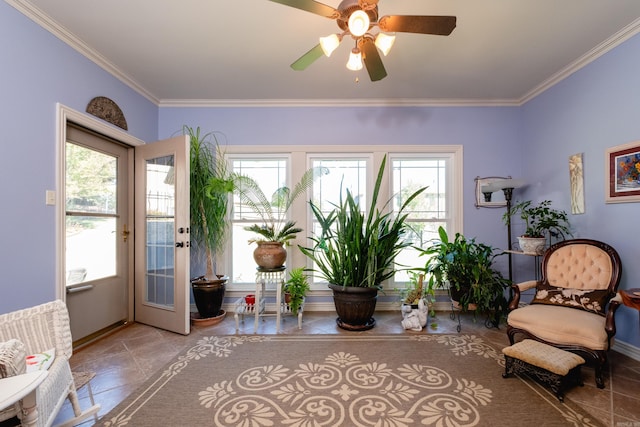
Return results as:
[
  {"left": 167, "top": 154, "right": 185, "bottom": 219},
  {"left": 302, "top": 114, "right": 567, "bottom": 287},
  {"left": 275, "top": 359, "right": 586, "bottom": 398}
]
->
[
  {"left": 225, "top": 146, "right": 462, "bottom": 291},
  {"left": 230, "top": 156, "right": 289, "bottom": 284},
  {"left": 391, "top": 156, "right": 451, "bottom": 282}
]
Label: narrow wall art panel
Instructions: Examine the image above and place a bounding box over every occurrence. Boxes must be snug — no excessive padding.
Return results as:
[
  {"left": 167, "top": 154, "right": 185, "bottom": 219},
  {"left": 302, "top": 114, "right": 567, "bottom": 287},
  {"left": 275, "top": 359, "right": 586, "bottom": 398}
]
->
[{"left": 569, "top": 153, "right": 585, "bottom": 214}]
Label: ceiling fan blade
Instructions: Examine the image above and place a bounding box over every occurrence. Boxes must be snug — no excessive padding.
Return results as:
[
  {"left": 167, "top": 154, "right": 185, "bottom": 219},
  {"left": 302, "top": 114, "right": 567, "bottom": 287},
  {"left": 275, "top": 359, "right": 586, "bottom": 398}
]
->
[
  {"left": 378, "top": 15, "right": 456, "bottom": 35},
  {"left": 360, "top": 38, "right": 387, "bottom": 81},
  {"left": 268, "top": 0, "right": 339, "bottom": 19},
  {"left": 290, "top": 44, "right": 325, "bottom": 70}
]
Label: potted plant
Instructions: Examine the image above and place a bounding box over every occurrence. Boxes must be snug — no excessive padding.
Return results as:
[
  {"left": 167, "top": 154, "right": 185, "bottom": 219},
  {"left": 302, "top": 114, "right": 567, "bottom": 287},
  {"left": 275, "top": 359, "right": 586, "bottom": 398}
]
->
[
  {"left": 299, "top": 155, "right": 427, "bottom": 331},
  {"left": 187, "top": 126, "right": 237, "bottom": 320},
  {"left": 235, "top": 167, "right": 328, "bottom": 269},
  {"left": 282, "top": 267, "right": 310, "bottom": 316},
  {"left": 419, "top": 226, "right": 510, "bottom": 327},
  {"left": 503, "top": 200, "right": 572, "bottom": 254}
]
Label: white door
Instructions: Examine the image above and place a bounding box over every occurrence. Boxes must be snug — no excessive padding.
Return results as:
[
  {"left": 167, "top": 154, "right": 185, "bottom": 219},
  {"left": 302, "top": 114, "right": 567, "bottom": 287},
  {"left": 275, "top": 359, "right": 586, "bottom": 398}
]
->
[
  {"left": 134, "top": 135, "right": 191, "bottom": 334},
  {"left": 65, "top": 124, "right": 130, "bottom": 342}
]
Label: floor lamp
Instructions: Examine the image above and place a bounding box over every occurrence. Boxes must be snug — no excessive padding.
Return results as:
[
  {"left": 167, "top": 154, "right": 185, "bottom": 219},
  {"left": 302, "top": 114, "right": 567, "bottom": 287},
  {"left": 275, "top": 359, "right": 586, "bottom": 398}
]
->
[{"left": 481, "top": 178, "right": 524, "bottom": 283}]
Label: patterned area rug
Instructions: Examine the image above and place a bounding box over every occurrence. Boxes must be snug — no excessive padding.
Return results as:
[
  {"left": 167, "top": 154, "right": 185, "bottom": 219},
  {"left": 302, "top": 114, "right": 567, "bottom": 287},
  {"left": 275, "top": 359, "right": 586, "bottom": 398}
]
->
[{"left": 98, "top": 334, "right": 602, "bottom": 426}]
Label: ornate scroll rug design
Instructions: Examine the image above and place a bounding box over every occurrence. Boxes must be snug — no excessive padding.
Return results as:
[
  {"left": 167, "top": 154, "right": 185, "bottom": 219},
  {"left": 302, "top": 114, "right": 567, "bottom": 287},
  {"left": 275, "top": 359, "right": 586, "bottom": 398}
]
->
[{"left": 99, "top": 334, "right": 602, "bottom": 427}]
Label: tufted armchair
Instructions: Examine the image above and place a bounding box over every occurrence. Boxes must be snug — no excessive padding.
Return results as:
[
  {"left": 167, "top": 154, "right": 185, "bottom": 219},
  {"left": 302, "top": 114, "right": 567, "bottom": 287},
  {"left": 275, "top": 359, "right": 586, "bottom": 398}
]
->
[
  {"left": 507, "top": 239, "right": 622, "bottom": 388},
  {"left": 0, "top": 300, "right": 100, "bottom": 426}
]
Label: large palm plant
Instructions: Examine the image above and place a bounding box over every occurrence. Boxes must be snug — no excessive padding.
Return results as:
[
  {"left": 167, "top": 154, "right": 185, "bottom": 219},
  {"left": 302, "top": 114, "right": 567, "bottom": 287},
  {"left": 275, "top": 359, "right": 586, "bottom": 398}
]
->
[
  {"left": 187, "top": 126, "right": 236, "bottom": 279},
  {"left": 235, "top": 166, "right": 328, "bottom": 244}
]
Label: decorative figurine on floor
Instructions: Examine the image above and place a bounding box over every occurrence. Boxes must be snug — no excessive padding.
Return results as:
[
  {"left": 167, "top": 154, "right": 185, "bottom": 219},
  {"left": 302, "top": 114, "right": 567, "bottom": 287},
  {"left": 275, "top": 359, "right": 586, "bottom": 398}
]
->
[{"left": 401, "top": 299, "right": 428, "bottom": 331}]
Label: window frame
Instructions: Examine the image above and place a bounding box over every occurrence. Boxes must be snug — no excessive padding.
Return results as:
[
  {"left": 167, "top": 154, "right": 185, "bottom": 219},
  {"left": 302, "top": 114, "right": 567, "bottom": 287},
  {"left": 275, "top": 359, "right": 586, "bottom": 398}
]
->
[{"left": 223, "top": 145, "right": 463, "bottom": 294}]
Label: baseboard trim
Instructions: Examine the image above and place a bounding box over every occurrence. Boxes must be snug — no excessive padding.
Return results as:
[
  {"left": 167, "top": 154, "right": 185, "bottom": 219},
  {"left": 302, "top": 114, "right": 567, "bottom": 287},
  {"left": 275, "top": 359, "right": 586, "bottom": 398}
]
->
[{"left": 612, "top": 340, "right": 640, "bottom": 362}]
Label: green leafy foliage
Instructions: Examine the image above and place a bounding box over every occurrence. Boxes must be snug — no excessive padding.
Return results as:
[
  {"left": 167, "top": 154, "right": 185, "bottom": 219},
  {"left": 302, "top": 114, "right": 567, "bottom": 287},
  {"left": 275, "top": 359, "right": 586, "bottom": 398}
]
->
[
  {"left": 235, "top": 167, "right": 329, "bottom": 244},
  {"left": 503, "top": 199, "right": 572, "bottom": 239},
  {"left": 419, "top": 226, "right": 510, "bottom": 326},
  {"left": 283, "top": 267, "right": 310, "bottom": 316},
  {"left": 187, "top": 126, "right": 237, "bottom": 279},
  {"left": 299, "top": 156, "right": 428, "bottom": 288}
]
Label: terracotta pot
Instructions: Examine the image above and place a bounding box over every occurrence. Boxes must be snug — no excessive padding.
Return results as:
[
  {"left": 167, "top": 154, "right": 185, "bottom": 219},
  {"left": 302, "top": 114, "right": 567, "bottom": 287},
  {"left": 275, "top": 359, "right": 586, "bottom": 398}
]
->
[
  {"left": 253, "top": 241, "right": 287, "bottom": 269},
  {"left": 328, "top": 283, "right": 378, "bottom": 331},
  {"left": 191, "top": 275, "right": 228, "bottom": 319}
]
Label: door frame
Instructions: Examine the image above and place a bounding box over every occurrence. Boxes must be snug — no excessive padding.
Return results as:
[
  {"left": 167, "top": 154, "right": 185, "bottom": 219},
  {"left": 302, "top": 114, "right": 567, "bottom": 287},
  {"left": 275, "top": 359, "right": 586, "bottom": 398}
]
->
[{"left": 55, "top": 103, "right": 144, "bottom": 323}]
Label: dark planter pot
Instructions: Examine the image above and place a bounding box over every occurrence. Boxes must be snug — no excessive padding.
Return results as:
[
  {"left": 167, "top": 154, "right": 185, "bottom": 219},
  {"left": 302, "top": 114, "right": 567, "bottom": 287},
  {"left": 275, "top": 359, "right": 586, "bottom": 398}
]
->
[
  {"left": 449, "top": 283, "right": 477, "bottom": 311},
  {"left": 328, "top": 283, "right": 378, "bottom": 331},
  {"left": 191, "top": 275, "right": 228, "bottom": 318}
]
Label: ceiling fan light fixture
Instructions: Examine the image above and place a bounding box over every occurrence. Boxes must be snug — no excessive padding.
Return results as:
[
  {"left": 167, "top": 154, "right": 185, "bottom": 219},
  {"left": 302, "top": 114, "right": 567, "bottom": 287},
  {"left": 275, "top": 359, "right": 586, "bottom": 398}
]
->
[
  {"left": 348, "top": 10, "right": 370, "bottom": 37},
  {"left": 374, "top": 32, "right": 395, "bottom": 56},
  {"left": 346, "top": 47, "right": 363, "bottom": 71},
  {"left": 319, "top": 34, "right": 342, "bottom": 57}
]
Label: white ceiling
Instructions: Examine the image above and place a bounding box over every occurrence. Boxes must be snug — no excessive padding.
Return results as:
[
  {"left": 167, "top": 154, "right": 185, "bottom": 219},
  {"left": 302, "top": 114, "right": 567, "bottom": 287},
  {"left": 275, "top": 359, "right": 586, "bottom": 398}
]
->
[{"left": 9, "top": 0, "right": 640, "bottom": 105}]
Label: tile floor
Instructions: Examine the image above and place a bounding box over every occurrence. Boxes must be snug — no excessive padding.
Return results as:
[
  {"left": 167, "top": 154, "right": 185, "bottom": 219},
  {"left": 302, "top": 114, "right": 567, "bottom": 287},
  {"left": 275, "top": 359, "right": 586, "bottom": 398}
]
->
[{"left": 52, "top": 310, "right": 640, "bottom": 427}]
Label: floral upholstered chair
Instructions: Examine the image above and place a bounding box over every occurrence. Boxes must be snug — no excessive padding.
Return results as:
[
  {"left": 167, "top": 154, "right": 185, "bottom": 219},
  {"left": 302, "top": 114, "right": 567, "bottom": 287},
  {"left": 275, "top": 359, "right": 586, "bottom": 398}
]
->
[
  {"left": 0, "top": 300, "right": 100, "bottom": 426},
  {"left": 507, "top": 239, "right": 622, "bottom": 388}
]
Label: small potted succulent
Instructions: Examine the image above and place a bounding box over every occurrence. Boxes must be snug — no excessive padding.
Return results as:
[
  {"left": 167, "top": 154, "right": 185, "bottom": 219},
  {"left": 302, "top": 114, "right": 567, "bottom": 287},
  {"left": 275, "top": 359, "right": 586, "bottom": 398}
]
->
[{"left": 503, "top": 200, "right": 572, "bottom": 254}]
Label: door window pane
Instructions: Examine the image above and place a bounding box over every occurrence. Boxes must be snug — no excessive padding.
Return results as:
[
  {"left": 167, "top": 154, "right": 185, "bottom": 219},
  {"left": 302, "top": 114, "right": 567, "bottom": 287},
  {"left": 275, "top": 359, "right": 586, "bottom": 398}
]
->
[
  {"left": 65, "top": 142, "right": 118, "bottom": 284},
  {"left": 145, "top": 156, "right": 175, "bottom": 307}
]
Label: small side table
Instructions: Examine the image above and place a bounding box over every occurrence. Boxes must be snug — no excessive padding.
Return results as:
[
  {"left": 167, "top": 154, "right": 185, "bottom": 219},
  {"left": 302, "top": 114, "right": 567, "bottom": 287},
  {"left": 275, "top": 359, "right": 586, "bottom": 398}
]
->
[
  {"left": 620, "top": 289, "right": 640, "bottom": 331},
  {"left": 620, "top": 288, "right": 640, "bottom": 311},
  {"left": 0, "top": 370, "right": 48, "bottom": 427}
]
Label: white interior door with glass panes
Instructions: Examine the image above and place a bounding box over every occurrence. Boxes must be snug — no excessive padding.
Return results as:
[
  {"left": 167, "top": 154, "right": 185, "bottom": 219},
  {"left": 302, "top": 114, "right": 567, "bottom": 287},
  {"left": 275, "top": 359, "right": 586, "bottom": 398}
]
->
[{"left": 134, "top": 135, "right": 190, "bottom": 335}]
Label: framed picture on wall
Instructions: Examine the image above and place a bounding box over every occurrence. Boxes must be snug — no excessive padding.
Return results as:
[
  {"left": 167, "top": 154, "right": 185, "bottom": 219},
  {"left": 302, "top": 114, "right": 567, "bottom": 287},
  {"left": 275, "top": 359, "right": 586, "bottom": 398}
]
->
[{"left": 606, "top": 140, "right": 640, "bottom": 203}]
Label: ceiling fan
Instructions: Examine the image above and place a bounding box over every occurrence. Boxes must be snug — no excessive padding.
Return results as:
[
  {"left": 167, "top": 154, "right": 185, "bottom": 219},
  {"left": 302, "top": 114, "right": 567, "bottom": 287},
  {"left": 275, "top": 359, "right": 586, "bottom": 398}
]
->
[{"left": 268, "top": 0, "right": 456, "bottom": 81}]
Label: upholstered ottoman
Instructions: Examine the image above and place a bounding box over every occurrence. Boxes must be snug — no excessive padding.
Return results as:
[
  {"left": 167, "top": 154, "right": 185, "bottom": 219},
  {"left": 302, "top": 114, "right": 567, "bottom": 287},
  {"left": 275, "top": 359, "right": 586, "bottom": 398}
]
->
[{"left": 502, "top": 339, "right": 585, "bottom": 401}]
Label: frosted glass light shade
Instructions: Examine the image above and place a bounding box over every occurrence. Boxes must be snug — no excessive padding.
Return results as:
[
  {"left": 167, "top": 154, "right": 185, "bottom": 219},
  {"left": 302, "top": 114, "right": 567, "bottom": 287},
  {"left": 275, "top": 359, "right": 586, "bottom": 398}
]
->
[
  {"left": 348, "top": 10, "right": 370, "bottom": 37},
  {"left": 375, "top": 33, "right": 395, "bottom": 56},
  {"left": 346, "top": 48, "right": 363, "bottom": 70},
  {"left": 482, "top": 179, "right": 525, "bottom": 193},
  {"left": 319, "top": 34, "right": 341, "bottom": 57}
]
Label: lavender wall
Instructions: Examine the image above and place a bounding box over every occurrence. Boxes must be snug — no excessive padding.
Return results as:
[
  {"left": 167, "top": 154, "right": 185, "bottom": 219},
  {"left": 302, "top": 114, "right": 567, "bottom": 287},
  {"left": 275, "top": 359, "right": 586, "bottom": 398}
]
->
[
  {"left": 521, "top": 33, "right": 640, "bottom": 347},
  {"left": 1, "top": 0, "right": 637, "bottom": 351},
  {"left": 159, "top": 105, "right": 522, "bottom": 253},
  {"left": 0, "top": 2, "right": 158, "bottom": 313}
]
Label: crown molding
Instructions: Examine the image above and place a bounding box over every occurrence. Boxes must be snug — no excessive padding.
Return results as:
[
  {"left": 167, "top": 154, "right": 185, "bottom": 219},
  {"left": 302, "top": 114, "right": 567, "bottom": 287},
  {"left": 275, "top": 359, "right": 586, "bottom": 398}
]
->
[
  {"left": 158, "top": 98, "right": 520, "bottom": 108},
  {"left": 9, "top": 0, "right": 640, "bottom": 109},
  {"left": 6, "top": 0, "right": 160, "bottom": 105},
  {"left": 519, "top": 17, "right": 640, "bottom": 105}
]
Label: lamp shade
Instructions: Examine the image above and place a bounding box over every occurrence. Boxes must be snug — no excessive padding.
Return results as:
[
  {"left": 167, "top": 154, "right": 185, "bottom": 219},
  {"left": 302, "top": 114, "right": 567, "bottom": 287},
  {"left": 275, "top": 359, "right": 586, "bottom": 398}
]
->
[
  {"left": 482, "top": 178, "right": 525, "bottom": 193},
  {"left": 348, "top": 10, "right": 370, "bottom": 37},
  {"left": 374, "top": 33, "right": 395, "bottom": 56},
  {"left": 346, "top": 48, "right": 363, "bottom": 70},
  {"left": 319, "top": 34, "right": 341, "bottom": 57}
]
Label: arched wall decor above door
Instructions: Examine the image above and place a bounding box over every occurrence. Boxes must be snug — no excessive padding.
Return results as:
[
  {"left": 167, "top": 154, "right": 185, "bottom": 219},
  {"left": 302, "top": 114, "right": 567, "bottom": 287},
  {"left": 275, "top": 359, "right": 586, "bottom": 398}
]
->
[{"left": 86, "top": 96, "right": 128, "bottom": 130}]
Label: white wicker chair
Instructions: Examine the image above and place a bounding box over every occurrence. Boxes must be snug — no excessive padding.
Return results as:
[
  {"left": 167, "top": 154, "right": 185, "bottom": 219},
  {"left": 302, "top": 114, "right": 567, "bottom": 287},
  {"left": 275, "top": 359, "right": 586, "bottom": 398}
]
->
[{"left": 0, "top": 300, "right": 100, "bottom": 427}]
